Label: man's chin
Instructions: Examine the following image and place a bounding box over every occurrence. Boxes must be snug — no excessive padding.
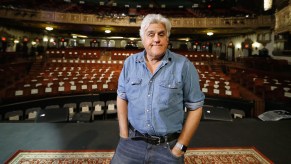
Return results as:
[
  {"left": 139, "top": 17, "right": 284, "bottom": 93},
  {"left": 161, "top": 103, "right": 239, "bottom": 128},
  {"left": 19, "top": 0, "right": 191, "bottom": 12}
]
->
[{"left": 150, "top": 48, "right": 166, "bottom": 53}]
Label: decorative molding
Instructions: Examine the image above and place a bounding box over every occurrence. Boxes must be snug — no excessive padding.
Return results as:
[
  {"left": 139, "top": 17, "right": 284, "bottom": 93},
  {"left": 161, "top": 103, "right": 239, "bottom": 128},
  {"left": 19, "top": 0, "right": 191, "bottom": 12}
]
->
[
  {"left": 0, "top": 8, "right": 274, "bottom": 29},
  {"left": 257, "top": 31, "right": 272, "bottom": 46},
  {"left": 275, "top": 4, "right": 291, "bottom": 34}
]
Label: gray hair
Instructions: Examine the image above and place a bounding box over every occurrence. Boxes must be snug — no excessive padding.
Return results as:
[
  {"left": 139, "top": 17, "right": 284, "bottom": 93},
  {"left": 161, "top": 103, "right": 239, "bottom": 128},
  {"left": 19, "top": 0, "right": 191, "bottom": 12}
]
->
[{"left": 139, "top": 14, "right": 171, "bottom": 40}]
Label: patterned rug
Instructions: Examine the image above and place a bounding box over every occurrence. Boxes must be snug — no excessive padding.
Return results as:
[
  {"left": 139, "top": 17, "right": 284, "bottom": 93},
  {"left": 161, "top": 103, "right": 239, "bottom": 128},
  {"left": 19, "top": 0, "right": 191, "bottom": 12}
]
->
[{"left": 5, "top": 147, "right": 273, "bottom": 164}]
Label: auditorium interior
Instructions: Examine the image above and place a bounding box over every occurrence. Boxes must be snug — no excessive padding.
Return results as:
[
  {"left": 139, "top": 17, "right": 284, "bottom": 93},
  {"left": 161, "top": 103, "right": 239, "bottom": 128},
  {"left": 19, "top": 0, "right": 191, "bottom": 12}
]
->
[{"left": 0, "top": 0, "right": 291, "bottom": 163}]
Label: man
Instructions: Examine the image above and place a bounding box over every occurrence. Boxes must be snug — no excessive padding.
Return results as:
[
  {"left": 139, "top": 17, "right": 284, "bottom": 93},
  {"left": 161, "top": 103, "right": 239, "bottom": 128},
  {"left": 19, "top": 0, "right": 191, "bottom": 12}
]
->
[{"left": 111, "top": 14, "right": 205, "bottom": 164}]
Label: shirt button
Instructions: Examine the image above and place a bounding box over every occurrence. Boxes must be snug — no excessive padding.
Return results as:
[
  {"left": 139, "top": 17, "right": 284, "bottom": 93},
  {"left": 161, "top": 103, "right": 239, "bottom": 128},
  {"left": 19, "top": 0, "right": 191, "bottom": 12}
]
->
[
  {"left": 147, "top": 124, "right": 150, "bottom": 127},
  {"left": 148, "top": 94, "right": 150, "bottom": 97}
]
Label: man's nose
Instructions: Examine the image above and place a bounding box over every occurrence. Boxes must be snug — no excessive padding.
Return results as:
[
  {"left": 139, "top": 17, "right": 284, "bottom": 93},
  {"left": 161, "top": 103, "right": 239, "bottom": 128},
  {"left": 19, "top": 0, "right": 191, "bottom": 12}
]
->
[{"left": 153, "top": 34, "right": 160, "bottom": 42}]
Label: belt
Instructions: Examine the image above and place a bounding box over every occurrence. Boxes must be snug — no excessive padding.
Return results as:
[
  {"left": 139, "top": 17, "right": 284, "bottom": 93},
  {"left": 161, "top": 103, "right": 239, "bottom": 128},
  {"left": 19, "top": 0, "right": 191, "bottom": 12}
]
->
[{"left": 129, "top": 123, "right": 180, "bottom": 145}]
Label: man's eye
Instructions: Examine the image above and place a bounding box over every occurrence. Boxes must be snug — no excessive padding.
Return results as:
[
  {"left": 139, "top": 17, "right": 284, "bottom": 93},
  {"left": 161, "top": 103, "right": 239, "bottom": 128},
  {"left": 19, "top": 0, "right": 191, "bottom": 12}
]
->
[{"left": 148, "top": 33, "right": 154, "bottom": 37}]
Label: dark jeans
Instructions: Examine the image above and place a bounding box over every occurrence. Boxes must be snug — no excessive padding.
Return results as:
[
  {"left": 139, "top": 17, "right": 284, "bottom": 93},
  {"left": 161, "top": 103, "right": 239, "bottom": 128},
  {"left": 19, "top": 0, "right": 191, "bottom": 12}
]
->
[{"left": 111, "top": 129, "right": 184, "bottom": 164}]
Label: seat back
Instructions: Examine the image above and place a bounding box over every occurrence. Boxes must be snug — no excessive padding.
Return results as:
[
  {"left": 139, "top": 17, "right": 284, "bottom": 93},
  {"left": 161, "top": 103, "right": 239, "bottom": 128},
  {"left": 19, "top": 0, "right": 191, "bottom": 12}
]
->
[
  {"left": 93, "top": 101, "right": 105, "bottom": 112},
  {"left": 25, "top": 107, "right": 41, "bottom": 120},
  {"left": 79, "top": 102, "right": 92, "bottom": 113},
  {"left": 5, "top": 110, "right": 23, "bottom": 121}
]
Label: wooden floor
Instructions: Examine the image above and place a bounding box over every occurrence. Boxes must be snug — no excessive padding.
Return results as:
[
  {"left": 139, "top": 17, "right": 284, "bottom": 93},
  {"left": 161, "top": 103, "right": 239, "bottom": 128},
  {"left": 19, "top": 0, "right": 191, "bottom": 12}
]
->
[{"left": 1, "top": 119, "right": 290, "bottom": 163}]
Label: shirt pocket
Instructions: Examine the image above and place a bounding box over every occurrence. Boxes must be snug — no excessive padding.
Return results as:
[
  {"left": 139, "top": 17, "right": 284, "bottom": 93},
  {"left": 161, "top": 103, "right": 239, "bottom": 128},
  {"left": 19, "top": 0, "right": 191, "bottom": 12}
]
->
[
  {"left": 158, "top": 80, "right": 183, "bottom": 105},
  {"left": 126, "top": 78, "right": 142, "bottom": 101}
]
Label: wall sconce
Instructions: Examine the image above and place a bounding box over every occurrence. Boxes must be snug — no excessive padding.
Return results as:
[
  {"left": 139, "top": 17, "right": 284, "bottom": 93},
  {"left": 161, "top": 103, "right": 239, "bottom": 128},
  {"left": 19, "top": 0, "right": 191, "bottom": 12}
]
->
[
  {"left": 23, "top": 37, "right": 29, "bottom": 42},
  {"left": 31, "top": 41, "right": 36, "bottom": 45},
  {"left": 253, "top": 42, "right": 260, "bottom": 50},
  {"left": 228, "top": 42, "right": 233, "bottom": 47},
  {"left": 1, "top": 37, "right": 6, "bottom": 42},
  {"left": 236, "top": 44, "right": 241, "bottom": 50},
  {"left": 14, "top": 39, "right": 19, "bottom": 44}
]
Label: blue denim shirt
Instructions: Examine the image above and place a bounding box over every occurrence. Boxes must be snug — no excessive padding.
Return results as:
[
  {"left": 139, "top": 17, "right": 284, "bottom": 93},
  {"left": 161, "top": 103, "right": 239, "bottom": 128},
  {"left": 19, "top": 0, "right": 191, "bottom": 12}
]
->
[{"left": 117, "top": 49, "right": 205, "bottom": 136}]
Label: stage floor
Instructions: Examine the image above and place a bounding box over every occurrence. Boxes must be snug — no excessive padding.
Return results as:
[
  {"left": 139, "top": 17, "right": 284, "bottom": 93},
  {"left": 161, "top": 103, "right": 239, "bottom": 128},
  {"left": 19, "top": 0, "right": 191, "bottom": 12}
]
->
[{"left": 1, "top": 119, "right": 290, "bottom": 163}]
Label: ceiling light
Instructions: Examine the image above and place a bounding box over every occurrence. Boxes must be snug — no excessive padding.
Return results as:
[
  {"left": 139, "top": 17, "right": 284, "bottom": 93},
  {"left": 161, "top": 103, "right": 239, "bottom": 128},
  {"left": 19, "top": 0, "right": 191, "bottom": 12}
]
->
[
  {"left": 108, "top": 36, "right": 124, "bottom": 39},
  {"left": 264, "top": 0, "right": 272, "bottom": 11},
  {"left": 207, "top": 32, "right": 214, "bottom": 36},
  {"left": 105, "top": 29, "right": 111, "bottom": 33},
  {"left": 45, "top": 26, "right": 53, "bottom": 31},
  {"left": 177, "top": 38, "right": 190, "bottom": 41},
  {"left": 79, "top": 35, "right": 88, "bottom": 38},
  {"left": 71, "top": 34, "right": 88, "bottom": 38}
]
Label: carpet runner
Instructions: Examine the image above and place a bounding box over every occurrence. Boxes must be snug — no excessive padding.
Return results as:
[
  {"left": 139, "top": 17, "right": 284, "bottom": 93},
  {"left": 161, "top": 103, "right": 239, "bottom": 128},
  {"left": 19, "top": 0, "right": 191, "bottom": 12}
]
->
[{"left": 5, "top": 147, "right": 273, "bottom": 164}]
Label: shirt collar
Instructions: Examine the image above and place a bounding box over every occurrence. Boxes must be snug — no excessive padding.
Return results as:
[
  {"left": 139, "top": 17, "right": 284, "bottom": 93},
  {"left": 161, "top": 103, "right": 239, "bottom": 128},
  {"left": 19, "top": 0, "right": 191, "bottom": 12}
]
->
[
  {"left": 162, "top": 50, "right": 171, "bottom": 66},
  {"left": 135, "top": 50, "right": 145, "bottom": 63}
]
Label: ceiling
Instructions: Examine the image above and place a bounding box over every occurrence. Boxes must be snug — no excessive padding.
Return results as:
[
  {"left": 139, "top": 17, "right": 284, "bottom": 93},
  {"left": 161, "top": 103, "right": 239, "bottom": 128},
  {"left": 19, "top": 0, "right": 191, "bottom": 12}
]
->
[{"left": 0, "top": 0, "right": 283, "bottom": 42}]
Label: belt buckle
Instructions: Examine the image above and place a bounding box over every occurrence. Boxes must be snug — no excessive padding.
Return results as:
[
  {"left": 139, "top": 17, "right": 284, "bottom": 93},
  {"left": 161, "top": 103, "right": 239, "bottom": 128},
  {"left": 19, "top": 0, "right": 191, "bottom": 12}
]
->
[{"left": 150, "top": 136, "right": 161, "bottom": 145}]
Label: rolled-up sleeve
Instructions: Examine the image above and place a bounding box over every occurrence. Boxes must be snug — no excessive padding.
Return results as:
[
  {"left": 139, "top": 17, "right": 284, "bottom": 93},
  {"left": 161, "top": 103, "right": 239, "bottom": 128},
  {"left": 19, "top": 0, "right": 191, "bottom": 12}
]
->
[
  {"left": 117, "top": 62, "right": 128, "bottom": 101},
  {"left": 183, "top": 60, "right": 205, "bottom": 110}
]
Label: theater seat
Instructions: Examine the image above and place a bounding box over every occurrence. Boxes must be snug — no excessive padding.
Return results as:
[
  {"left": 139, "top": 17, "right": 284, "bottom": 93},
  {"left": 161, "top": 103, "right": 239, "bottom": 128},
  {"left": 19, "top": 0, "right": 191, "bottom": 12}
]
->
[
  {"left": 92, "top": 101, "right": 105, "bottom": 120},
  {"left": 230, "top": 109, "right": 245, "bottom": 119},
  {"left": 71, "top": 101, "right": 93, "bottom": 122},
  {"left": 63, "top": 103, "right": 77, "bottom": 120},
  {"left": 25, "top": 107, "right": 41, "bottom": 121},
  {"left": 79, "top": 102, "right": 92, "bottom": 113},
  {"left": 105, "top": 100, "right": 117, "bottom": 119},
  {"left": 4, "top": 110, "right": 23, "bottom": 121}
]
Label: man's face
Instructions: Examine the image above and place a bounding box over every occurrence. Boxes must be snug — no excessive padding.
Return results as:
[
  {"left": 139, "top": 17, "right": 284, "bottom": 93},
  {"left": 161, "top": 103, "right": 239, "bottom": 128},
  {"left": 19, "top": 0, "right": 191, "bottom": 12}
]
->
[{"left": 142, "top": 23, "right": 169, "bottom": 58}]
